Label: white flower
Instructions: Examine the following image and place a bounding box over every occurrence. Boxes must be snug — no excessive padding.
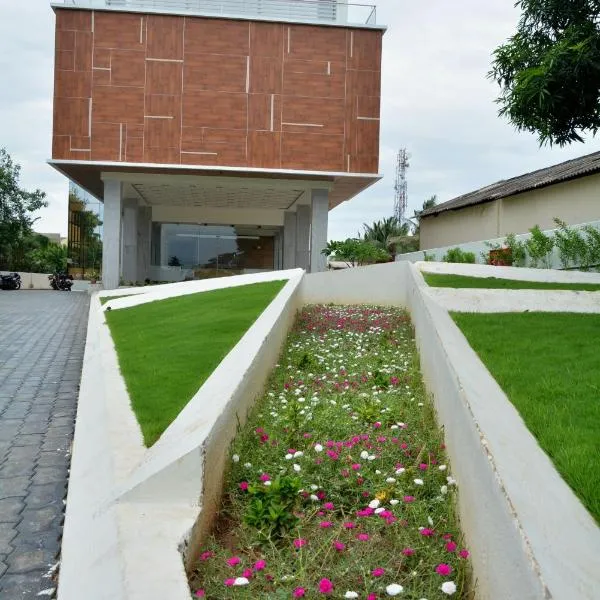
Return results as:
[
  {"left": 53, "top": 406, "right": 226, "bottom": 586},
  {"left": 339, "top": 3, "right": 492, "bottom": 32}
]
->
[
  {"left": 418, "top": 402, "right": 424, "bottom": 407},
  {"left": 310, "top": 494, "right": 319, "bottom": 501},
  {"left": 293, "top": 451, "right": 304, "bottom": 458},
  {"left": 389, "top": 499, "right": 399, "bottom": 506},
  {"left": 232, "top": 454, "right": 240, "bottom": 463},
  {"left": 447, "top": 476, "right": 457, "bottom": 486},
  {"left": 386, "top": 583, "right": 404, "bottom": 596},
  {"left": 233, "top": 577, "right": 249, "bottom": 586},
  {"left": 441, "top": 581, "right": 457, "bottom": 595},
  {"left": 293, "top": 464, "right": 301, "bottom": 472},
  {"left": 395, "top": 467, "right": 406, "bottom": 475},
  {"left": 264, "top": 481, "right": 271, "bottom": 486},
  {"left": 310, "top": 484, "right": 318, "bottom": 490},
  {"left": 368, "top": 498, "right": 380, "bottom": 509},
  {"left": 386, "top": 477, "right": 396, "bottom": 484},
  {"left": 360, "top": 450, "right": 369, "bottom": 459},
  {"left": 390, "top": 424, "right": 399, "bottom": 430},
  {"left": 374, "top": 507, "right": 385, "bottom": 514},
  {"left": 375, "top": 469, "right": 382, "bottom": 475},
  {"left": 244, "top": 463, "right": 252, "bottom": 468},
  {"left": 285, "top": 453, "right": 293, "bottom": 460},
  {"left": 314, "top": 444, "right": 324, "bottom": 452},
  {"left": 414, "top": 478, "right": 424, "bottom": 486},
  {"left": 368, "top": 455, "right": 376, "bottom": 461},
  {"left": 428, "top": 516, "right": 434, "bottom": 526},
  {"left": 440, "top": 485, "right": 448, "bottom": 495},
  {"left": 438, "top": 464, "right": 447, "bottom": 471},
  {"left": 344, "top": 593, "right": 359, "bottom": 599},
  {"left": 298, "top": 397, "right": 305, "bottom": 403}
]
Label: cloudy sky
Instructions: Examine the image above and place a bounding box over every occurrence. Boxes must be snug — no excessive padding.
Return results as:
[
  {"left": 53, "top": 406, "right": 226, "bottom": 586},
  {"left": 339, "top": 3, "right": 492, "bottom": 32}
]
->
[{"left": 2, "top": 0, "right": 600, "bottom": 239}]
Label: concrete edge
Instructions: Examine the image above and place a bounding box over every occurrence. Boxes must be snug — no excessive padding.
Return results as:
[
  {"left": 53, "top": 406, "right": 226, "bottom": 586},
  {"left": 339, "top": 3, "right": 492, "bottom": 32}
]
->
[{"left": 405, "top": 262, "right": 600, "bottom": 599}]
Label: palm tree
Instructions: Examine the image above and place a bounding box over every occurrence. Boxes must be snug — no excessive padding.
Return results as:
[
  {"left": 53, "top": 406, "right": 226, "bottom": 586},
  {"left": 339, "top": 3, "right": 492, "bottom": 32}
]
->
[
  {"left": 410, "top": 195, "right": 437, "bottom": 236},
  {"left": 362, "top": 217, "right": 410, "bottom": 254}
]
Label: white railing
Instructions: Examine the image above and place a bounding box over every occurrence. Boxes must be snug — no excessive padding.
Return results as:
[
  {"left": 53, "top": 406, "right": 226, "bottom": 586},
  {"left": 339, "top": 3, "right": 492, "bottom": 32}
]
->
[{"left": 57, "top": 0, "right": 377, "bottom": 24}]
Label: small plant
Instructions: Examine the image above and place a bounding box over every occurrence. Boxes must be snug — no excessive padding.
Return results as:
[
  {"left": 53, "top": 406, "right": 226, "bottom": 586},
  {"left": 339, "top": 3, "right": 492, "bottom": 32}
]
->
[
  {"left": 422, "top": 251, "right": 435, "bottom": 262},
  {"left": 243, "top": 475, "right": 302, "bottom": 540},
  {"left": 443, "top": 247, "right": 476, "bottom": 263},
  {"left": 525, "top": 225, "right": 554, "bottom": 268},
  {"left": 504, "top": 233, "right": 527, "bottom": 267},
  {"left": 582, "top": 225, "right": 600, "bottom": 269},
  {"left": 553, "top": 218, "right": 587, "bottom": 269},
  {"left": 296, "top": 352, "right": 318, "bottom": 372}
]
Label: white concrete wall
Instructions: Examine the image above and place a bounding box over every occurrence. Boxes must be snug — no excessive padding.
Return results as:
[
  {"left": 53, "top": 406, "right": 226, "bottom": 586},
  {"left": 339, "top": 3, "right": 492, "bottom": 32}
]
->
[
  {"left": 2, "top": 272, "right": 52, "bottom": 289},
  {"left": 398, "top": 219, "right": 600, "bottom": 270},
  {"left": 420, "top": 173, "right": 600, "bottom": 250}
]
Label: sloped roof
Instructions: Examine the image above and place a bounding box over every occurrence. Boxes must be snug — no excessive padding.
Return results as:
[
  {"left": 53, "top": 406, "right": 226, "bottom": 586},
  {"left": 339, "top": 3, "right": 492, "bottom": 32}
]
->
[{"left": 421, "top": 150, "right": 600, "bottom": 218}]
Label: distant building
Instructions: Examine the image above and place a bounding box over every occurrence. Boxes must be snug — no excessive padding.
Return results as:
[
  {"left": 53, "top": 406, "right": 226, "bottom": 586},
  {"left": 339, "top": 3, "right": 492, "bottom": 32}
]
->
[
  {"left": 37, "top": 232, "right": 67, "bottom": 245},
  {"left": 419, "top": 152, "right": 600, "bottom": 250},
  {"left": 49, "top": 0, "right": 385, "bottom": 288}
]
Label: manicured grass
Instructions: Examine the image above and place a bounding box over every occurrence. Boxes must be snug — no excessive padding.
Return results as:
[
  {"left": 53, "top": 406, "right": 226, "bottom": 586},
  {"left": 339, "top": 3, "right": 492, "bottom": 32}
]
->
[
  {"left": 105, "top": 281, "right": 286, "bottom": 446},
  {"left": 423, "top": 272, "right": 600, "bottom": 291},
  {"left": 452, "top": 312, "right": 600, "bottom": 523}
]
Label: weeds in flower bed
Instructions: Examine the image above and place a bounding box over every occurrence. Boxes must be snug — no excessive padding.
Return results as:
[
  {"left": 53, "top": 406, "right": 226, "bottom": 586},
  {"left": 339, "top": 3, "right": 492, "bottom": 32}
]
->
[{"left": 191, "top": 305, "right": 470, "bottom": 599}]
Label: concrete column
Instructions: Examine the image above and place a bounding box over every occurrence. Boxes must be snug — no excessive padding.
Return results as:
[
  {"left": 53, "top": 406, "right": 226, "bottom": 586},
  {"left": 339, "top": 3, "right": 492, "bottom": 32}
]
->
[
  {"left": 122, "top": 199, "right": 138, "bottom": 284},
  {"left": 310, "top": 188, "right": 329, "bottom": 273},
  {"left": 295, "top": 204, "right": 311, "bottom": 271},
  {"left": 137, "top": 206, "right": 152, "bottom": 282},
  {"left": 101, "top": 179, "right": 122, "bottom": 290},
  {"left": 283, "top": 211, "right": 297, "bottom": 269}
]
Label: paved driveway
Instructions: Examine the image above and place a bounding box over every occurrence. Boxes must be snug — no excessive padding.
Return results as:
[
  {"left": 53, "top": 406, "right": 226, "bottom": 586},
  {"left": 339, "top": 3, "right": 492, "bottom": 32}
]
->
[{"left": 0, "top": 291, "right": 90, "bottom": 599}]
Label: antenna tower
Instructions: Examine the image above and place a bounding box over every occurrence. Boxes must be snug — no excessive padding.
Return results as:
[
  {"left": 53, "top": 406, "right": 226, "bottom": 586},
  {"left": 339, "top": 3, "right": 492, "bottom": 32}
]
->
[{"left": 394, "top": 149, "right": 410, "bottom": 223}]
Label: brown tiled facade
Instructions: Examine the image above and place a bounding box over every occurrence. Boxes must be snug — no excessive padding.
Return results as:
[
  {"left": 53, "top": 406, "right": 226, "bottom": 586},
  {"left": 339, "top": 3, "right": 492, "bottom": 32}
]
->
[{"left": 52, "top": 9, "right": 382, "bottom": 174}]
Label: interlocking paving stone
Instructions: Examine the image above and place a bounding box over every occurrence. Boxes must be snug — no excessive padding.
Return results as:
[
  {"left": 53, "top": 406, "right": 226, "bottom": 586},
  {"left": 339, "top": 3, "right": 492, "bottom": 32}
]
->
[{"left": 0, "top": 291, "right": 89, "bottom": 597}]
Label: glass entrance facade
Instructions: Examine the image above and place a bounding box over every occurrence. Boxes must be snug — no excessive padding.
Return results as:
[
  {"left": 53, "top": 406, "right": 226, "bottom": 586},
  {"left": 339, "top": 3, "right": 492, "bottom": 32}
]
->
[{"left": 151, "top": 223, "right": 279, "bottom": 278}]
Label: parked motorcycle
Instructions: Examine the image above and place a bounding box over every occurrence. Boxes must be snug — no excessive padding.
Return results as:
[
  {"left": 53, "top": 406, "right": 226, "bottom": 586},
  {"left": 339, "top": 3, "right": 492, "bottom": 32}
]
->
[
  {"left": 49, "top": 273, "right": 73, "bottom": 291},
  {"left": 0, "top": 272, "right": 21, "bottom": 290}
]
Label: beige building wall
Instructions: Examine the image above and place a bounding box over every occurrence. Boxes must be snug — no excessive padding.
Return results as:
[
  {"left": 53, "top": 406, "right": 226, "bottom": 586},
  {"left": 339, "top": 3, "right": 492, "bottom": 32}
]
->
[{"left": 420, "top": 172, "right": 600, "bottom": 249}]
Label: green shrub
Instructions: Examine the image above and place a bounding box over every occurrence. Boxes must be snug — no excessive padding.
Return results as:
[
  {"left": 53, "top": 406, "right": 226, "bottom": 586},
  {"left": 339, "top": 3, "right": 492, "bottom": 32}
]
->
[
  {"left": 553, "top": 218, "right": 587, "bottom": 269},
  {"left": 582, "top": 225, "right": 600, "bottom": 269},
  {"left": 525, "top": 225, "right": 554, "bottom": 268},
  {"left": 443, "top": 247, "right": 476, "bottom": 263}
]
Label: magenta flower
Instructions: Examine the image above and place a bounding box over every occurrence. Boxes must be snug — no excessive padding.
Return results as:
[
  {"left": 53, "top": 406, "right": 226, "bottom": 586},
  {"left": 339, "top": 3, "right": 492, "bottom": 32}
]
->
[
  {"left": 239, "top": 481, "right": 249, "bottom": 491},
  {"left": 323, "top": 502, "right": 335, "bottom": 510},
  {"left": 401, "top": 547, "right": 415, "bottom": 556},
  {"left": 356, "top": 533, "right": 370, "bottom": 541},
  {"left": 293, "top": 538, "right": 307, "bottom": 549},
  {"left": 333, "top": 540, "right": 346, "bottom": 551},
  {"left": 351, "top": 463, "right": 361, "bottom": 471},
  {"left": 343, "top": 522, "right": 356, "bottom": 529},
  {"left": 371, "top": 567, "right": 385, "bottom": 577},
  {"left": 254, "top": 559, "right": 266, "bottom": 571},
  {"left": 419, "top": 463, "right": 428, "bottom": 470},
  {"left": 242, "top": 568, "right": 253, "bottom": 578},
  {"left": 320, "top": 521, "right": 333, "bottom": 528},
  {"left": 373, "top": 422, "right": 382, "bottom": 429},
  {"left": 420, "top": 528, "right": 435, "bottom": 537},
  {"left": 445, "top": 541, "right": 457, "bottom": 552},
  {"left": 259, "top": 473, "right": 271, "bottom": 482},
  {"left": 459, "top": 549, "right": 470, "bottom": 559},
  {"left": 224, "top": 578, "right": 235, "bottom": 586},
  {"left": 319, "top": 578, "right": 334, "bottom": 594},
  {"left": 403, "top": 495, "right": 415, "bottom": 503},
  {"left": 436, "top": 563, "right": 453, "bottom": 576},
  {"left": 195, "top": 590, "right": 205, "bottom": 597},
  {"left": 293, "top": 588, "right": 306, "bottom": 598},
  {"left": 226, "top": 556, "right": 240, "bottom": 566},
  {"left": 199, "top": 551, "right": 214, "bottom": 561},
  {"left": 367, "top": 594, "right": 378, "bottom": 600}
]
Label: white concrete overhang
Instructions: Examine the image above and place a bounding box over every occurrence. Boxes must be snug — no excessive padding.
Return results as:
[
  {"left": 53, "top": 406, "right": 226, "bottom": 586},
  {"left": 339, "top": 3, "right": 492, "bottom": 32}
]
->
[{"left": 48, "top": 159, "right": 382, "bottom": 211}]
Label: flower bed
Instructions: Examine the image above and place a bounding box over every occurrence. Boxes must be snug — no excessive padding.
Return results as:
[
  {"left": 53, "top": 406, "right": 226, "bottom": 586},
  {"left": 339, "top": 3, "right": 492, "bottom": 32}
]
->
[{"left": 190, "top": 305, "right": 470, "bottom": 599}]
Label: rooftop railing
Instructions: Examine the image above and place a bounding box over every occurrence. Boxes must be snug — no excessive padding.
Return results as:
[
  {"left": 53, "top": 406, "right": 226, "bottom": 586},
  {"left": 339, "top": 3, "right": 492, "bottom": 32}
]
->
[{"left": 56, "top": 0, "right": 378, "bottom": 25}]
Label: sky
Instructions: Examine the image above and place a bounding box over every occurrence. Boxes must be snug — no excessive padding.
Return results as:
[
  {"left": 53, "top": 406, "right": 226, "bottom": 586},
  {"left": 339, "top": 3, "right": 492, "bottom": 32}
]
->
[{"left": 2, "top": 0, "right": 600, "bottom": 239}]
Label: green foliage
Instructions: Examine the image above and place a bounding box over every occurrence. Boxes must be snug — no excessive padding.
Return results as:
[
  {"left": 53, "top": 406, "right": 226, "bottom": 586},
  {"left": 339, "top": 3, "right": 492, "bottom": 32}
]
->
[
  {"left": 296, "top": 352, "right": 318, "bottom": 372},
  {"left": 362, "top": 216, "right": 410, "bottom": 253},
  {"left": 553, "top": 218, "right": 587, "bottom": 268},
  {"left": 322, "top": 238, "right": 390, "bottom": 266},
  {"left": 505, "top": 233, "right": 528, "bottom": 267},
  {"left": 422, "top": 251, "right": 436, "bottom": 262},
  {"left": 243, "top": 475, "right": 302, "bottom": 539},
  {"left": 525, "top": 225, "right": 554, "bottom": 268},
  {"left": 32, "top": 243, "right": 68, "bottom": 273},
  {"left": 489, "top": 0, "right": 600, "bottom": 146},
  {"left": 0, "top": 148, "right": 48, "bottom": 270},
  {"left": 442, "top": 247, "right": 476, "bottom": 264},
  {"left": 582, "top": 224, "right": 600, "bottom": 267},
  {"left": 68, "top": 188, "right": 102, "bottom": 276}
]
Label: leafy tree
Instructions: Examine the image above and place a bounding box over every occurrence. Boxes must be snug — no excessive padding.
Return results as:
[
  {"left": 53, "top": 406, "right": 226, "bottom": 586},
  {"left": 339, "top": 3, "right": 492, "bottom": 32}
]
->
[
  {"left": 362, "top": 216, "right": 410, "bottom": 254},
  {"left": 68, "top": 187, "right": 103, "bottom": 276},
  {"left": 322, "top": 239, "right": 390, "bottom": 267},
  {"left": 410, "top": 195, "right": 437, "bottom": 236},
  {"left": 0, "top": 148, "right": 47, "bottom": 269},
  {"left": 489, "top": 0, "right": 600, "bottom": 145}
]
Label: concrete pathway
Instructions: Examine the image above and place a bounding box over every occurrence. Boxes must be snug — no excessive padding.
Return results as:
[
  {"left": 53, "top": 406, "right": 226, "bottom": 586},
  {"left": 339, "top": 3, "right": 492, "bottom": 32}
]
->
[{"left": 0, "top": 291, "right": 89, "bottom": 599}]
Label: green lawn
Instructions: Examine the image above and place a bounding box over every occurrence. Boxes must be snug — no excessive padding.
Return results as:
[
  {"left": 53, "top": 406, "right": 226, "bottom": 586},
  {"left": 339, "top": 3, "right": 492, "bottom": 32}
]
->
[
  {"left": 105, "top": 280, "right": 286, "bottom": 446},
  {"left": 423, "top": 272, "right": 600, "bottom": 291},
  {"left": 452, "top": 312, "right": 600, "bottom": 523}
]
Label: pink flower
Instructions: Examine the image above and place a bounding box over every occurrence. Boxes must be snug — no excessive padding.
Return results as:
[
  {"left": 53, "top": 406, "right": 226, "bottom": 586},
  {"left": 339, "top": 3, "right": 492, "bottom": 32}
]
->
[
  {"left": 420, "top": 528, "right": 435, "bottom": 537},
  {"left": 200, "top": 551, "right": 214, "bottom": 561},
  {"left": 436, "top": 563, "right": 453, "bottom": 576},
  {"left": 446, "top": 541, "right": 457, "bottom": 552},
  {"left": 224, "top": 578, "right": 235, "bottom": 586},
  {"left": 343, "top": 522, "right": 356, "bottom": 529},
  {"left": 326, "top": 450, "right": 339, "bottom": 460},
  {"left": 367, "top": 594, "right": 378, "bottom": 600},
  {"left": 195, "top": 590, "right": 205, "bottom": 597},
  {"left": 226, "top": 556, "right": 240, "bottom": 566},
  {"left": 341, "top": 469, "right": 350, "bottom": 477},
  {"left": 318, "top": 578, "right": 334, "bottom": 594},
  {"left": 401, "top": 547, "right": 415, "bottom": 556},
  {"left": 323, "top": 502, "right": 335, "bottom": 510},
  {"left": 320, "top": 521, "right": 333, "bottom": 528},
  {"left": 373, "top": 422, "right": 382, "bottom": 429},
  {"left": 293, "top": 538, "right": 307, "bottom": 549},
  {"left": 259, "top": 473, "right": 271, "bottom": 482},
  {"left": 351, "top": 463, "right": 361, "bottom": 471},
  {"left": 356, "top": 507, "right": 374, "bottom": 517},
  {"left": 333, "top": 540, "right": 346, "bottom": 551},
  {"left": 242, "top": 568, "right": 253, "bottom": 578},
  {"left": 254, "top": 559, "right": 266, "bottom": 571},
  {"left": 239, "top": 481, "right": 249, "bottom": 491},
  {"left": 459, "top": 549, "right": 470, "bottom": 559},
  {"left": 356, "top": 533, "right": 370, "bottom": 541},
  {"left": 371, "top": 567, "right": 385, "bottom": 577},
  {"left": 293, "top": 588, "right": 306, "bottom": 598},
  {"left": 403, "top": 495, "right": 415, "bottom": 503},
  {"left": 419, "top": 463, "right": 428, "bottom": 470}
]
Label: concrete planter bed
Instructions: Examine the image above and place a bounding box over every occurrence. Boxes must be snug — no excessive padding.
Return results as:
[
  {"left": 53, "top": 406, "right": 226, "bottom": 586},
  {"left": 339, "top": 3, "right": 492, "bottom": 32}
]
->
[{"left": 58, "top": 263, "right": 600, "bottom": 600}]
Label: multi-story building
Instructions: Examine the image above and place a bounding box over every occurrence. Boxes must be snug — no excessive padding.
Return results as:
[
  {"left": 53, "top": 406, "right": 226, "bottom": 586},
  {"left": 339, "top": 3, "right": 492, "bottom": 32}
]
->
[{"left": 50, "top": 0, "right": 385, "bottom": 288}]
